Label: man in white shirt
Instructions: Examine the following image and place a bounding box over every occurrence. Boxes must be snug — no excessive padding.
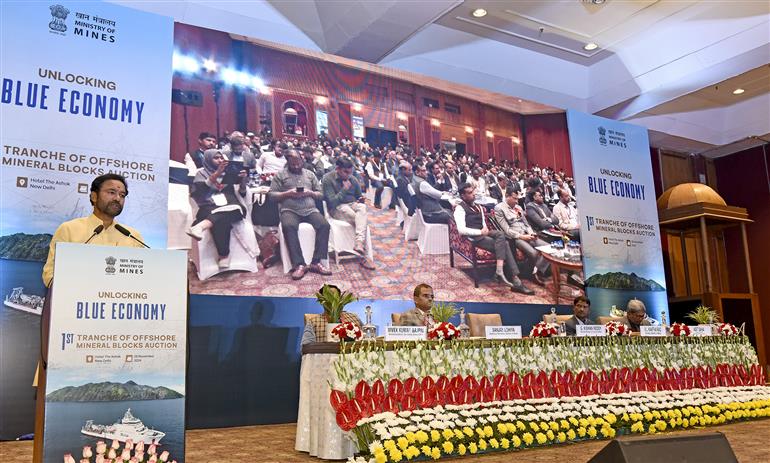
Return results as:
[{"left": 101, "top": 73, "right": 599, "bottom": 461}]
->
[
  {"left": 552, "top": 189, "right": 580, "bottom": 240},
  {"left": 257, "top": 142, "right": 287, "bottom": 174}
]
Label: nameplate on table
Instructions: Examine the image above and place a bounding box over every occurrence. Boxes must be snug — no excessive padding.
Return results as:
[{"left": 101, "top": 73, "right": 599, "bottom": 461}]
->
[
  {"left": 385, "top": 326, "right": 427, "bottom": 341},
  {"left": 640, "top": 325, "right": 667, "bottom": 337},
  {"left": 485, "top": 326, "right": 522, "bottom": 339},
  {"left": 690, "top": 325, "right": 713, "bottom": 337},
  {"left": 576, "top": 325, "right": 607, "bottom": 337}
]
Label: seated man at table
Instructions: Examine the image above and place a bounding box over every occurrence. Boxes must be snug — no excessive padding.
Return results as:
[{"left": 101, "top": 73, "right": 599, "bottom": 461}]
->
[
  {"left": 270, "top": 150, "right": 332, "bottom": 280},
  {"left": 494, "top": 188, "right": 549, "bottom": 286},
  {"left": 301, "top": 284, "right": 363, "bottom": 344},
  {"left": 455, "top": 183, "right": 533, "bottom": 295},
  {"left": 619, "top": 298, "right": 651, "bottom": 332},
  {"left": 564, "top": 295, "right": 595, "bottom": 336},
  {"left": 398, "top": 283, "right": 435, "bottom": 326},
  {"left": 321, "top": 157, "right": 376, "bottom": 270}
]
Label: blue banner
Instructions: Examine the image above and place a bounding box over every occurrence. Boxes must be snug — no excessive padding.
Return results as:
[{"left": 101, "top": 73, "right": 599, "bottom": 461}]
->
[{"left": 566, "top": 110, "right": 669, "bottom": 322}]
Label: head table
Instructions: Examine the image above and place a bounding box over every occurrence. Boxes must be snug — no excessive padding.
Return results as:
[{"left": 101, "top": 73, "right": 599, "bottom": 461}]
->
[{"left": 295, "top": 336, "right": 767, "bottom": 461}]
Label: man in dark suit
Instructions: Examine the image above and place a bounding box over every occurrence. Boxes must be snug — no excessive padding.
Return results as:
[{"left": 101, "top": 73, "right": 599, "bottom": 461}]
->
[
  {"left": 427, "top": 162, "right": 451, "bottom": 192},
  {"left": 395, "top": 162, "right": 416, "bottom": 217},
  {"left": 526, "top": 190, "right": 559, "bottom": 234},
  {"left": 564, "top": 295, "right": 595, "bottom": 335}
]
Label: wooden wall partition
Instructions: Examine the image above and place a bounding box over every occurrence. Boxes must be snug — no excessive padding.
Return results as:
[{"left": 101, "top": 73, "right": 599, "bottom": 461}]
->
[
  {"left": 169, "top": 24, "right": 556, "bottom": 163},
  {"left": 524, "top": 114, "right": 572, "bottom": 175}
]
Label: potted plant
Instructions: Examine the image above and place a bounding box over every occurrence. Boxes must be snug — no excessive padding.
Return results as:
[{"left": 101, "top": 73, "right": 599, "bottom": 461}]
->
[
  {"left": 428, "top": 302, "right": 461, "bottom": 340},
  {"left": 315, "top": 285, "right": 357, "bottom": 341},
  {"left": 686, "top": 304, "right": 720, "bottom": 326}
]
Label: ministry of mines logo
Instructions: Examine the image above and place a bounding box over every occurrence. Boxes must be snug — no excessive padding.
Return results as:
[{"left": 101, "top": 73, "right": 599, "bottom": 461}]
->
[
  {"left": 105, "top": 256, "right": 116, "bottom": 275},
  {"left": 597, "top": 126, "right": 607, "bottom": 146},
  {"left": 49, "top": 4, "right": 70, "bottom": 33}
]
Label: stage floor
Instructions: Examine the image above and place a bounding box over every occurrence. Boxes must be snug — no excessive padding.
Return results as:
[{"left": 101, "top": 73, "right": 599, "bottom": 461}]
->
[{"left": 2, "top": 420, "right": 769, "bottom": 462}]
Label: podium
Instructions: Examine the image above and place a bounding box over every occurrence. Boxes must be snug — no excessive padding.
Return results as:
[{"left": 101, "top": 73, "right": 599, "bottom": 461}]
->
[{"left": 33, "top": 243, "right": 188, "bottom": 463}]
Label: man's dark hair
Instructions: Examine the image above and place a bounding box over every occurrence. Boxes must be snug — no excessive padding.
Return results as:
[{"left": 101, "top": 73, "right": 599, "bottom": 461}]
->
[
  {"left": 458, "top": 182, "right": 473, "bottom": 195},
  {"left": 336, "top": 157, "right": 354, "bottom": 169},
  {"left": 320, "top": 284, "right": 341, "bottom": 294},
  {"left": 198, "top": 131, "right": 216, "bottom": 140},
  {"left": 413, "top": 283, "right": 433, "bottom": 298},
  {"left": 573, "top": 295, "right": 591, "bottom": 306},
  {"left": 504, "top": 187, "right": 519, "bottom": 198},
  {"left": 90, "top": 174, "right": 128, "bottom": 205}
]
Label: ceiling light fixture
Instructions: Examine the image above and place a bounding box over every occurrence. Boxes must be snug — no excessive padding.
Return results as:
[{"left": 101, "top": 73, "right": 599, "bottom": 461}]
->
[
  {"left": 471, "top": 8, "right": 487, "bottom": 18},
  {"left": 584, "top": 42, "right": 599, "bottom": 51},
  {"left": 733, "top": 88, "right": 745, "bottom": 95}
]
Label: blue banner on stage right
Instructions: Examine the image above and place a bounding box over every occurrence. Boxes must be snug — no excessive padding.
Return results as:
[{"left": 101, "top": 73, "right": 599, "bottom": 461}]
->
[{"left": 566, "top": 110, "right": 669, "bottom": 323}]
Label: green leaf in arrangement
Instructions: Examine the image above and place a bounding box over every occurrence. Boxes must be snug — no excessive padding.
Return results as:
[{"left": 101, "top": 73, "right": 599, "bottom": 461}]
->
[
  {"left": 431, "top": 301, "right": 460, "bottom": 323},
  {"left": 686, "top": 305, "right": 720, "bottom": 325},
  {"left": 315, "top": 285, "right": 357, "bottom": 323}
]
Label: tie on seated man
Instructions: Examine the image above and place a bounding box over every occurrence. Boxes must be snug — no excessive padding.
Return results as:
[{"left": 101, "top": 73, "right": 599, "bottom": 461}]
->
[
  {"left": 564, "top": 295, "right": 595, "bottom": 336},
  {"left": 270, "top": 149, "right": 332, "bottom": 280},
  {"left": 301, "top": 284, "right": 363, "bottom": 344},
  {"left": 493, "top": 188, "right": 550, "bottom": 286},
  {"left": 620, "top": 298, "right": 652, "bottom": 332},
  {"left": 321, "top": 157, "right": 376, "bottom": 270},
  {"left": 454, "top": 183, "right": 534, "bottom": 295},
  {"left": 398, "top": 283, "right": 435, "bottom": 326}
]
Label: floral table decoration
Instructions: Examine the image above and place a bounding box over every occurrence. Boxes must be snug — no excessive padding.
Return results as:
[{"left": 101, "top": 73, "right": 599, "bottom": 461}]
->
[{"left": 326, "top": 335, "right": 766, "bottom": 462}]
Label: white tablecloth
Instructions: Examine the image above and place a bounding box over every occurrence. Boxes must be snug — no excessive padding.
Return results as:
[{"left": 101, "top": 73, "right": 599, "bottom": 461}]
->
[{"left": 295, "top": 353, "right": 356, "bottom": 460}]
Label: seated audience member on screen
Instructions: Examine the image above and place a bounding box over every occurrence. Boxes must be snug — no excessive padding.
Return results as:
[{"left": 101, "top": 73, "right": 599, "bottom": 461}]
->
[
  {"left": 301, "top": 284, "right": 363, "bottom": 345},
  {"left": 620, "top": 299, "right": 651, "bottom": 332},
  {"left": 42, "top": 173, "right": 145, "bottom": 288},
  {"left": 395, "top": 161, "right": 416, "bottom": 218},
  {"left": 525, "top": 190, "right": 559, "bottom": 234},
  {"left": 399, "top": 283, "right": 435, "bottom": 327},
  {"left": 552, "top": 188, "right": 580, "bottom": 240},
  {"left": 184, "top": 131, "right": 217, "bottom": 175},
  {"left": 564, "top": 295, "right": 595, "bottom": 336},
  {"left": 321, "top": 157, "right": 376, "bottom": 270},
  {"left": 187, "top": 149, "right": 249, "bottom": 270},
  {"left": 494, "top": 188, "right": 549, "bottom": 286},
  {"left": 413, "top": 164, "right": 452, "bottom": 224},
  {"left": 270, "top": 150, "right": 332, "bottom": 280},
  {"left": 455, "top": 183, "right": 534, "bottom": 295}
]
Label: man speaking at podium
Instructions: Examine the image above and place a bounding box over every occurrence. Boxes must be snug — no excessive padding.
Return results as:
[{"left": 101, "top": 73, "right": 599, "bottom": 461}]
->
[{"left": 42, "top": 173, "right": 146, "bottom": 287}]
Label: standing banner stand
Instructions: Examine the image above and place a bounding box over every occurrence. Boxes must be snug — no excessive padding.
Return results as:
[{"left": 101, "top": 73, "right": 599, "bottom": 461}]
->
[{"left": 35, "top": 243, "right": 187, "bottom": 463}]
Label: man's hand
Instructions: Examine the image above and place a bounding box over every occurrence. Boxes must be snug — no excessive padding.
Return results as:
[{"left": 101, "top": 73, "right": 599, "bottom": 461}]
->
[
  {"left": 480, "top": 226, "right": 489, "bottom": 236},
  {"left": 358, "top": 196, "right": 366, "bottom": 203},
  {"left": 341, "top": 179, "right": 352, "bottom": 191},
  {"left": 311, "top": 191, "right": 324, "bottom": 200}
]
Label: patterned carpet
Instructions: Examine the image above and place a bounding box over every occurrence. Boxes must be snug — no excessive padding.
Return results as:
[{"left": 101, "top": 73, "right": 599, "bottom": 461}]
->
[{"left": 188, "top": 200, "right": 583, "bottom": 304}]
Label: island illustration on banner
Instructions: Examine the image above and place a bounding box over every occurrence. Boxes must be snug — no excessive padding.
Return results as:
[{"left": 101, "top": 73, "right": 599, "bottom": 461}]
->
[
  {"left": 43, "top": 370, "right": 185, "bottom": 461},
  {"left": 582, "top": 245, "right": 667, "bottom": 321}
]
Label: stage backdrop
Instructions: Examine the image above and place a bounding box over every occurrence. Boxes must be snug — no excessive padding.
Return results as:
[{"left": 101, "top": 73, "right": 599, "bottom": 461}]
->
[
  {"left": 566, "top": 110, "right": 669, "bottom": 322},
  {"left": 0, "top": 1, "right": 173, "bottom": 440}
]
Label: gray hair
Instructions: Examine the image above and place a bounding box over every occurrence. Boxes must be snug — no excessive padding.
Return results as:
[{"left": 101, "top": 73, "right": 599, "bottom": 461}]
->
[{"left": 627, "top": 299, "right": 646, "bottom": 314}]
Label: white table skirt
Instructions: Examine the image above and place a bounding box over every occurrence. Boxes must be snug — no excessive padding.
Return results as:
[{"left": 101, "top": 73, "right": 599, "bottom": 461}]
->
[{"left": 295, "top": 353, "right": 356, "bottom": 460}]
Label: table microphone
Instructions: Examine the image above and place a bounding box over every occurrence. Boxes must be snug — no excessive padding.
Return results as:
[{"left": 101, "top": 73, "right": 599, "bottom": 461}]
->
[
  {"left": 84, "top": 225, "right": 104, "bottom": 244},
  {"left": 114, "top": 223, "right": 150, "bottom": 248}
]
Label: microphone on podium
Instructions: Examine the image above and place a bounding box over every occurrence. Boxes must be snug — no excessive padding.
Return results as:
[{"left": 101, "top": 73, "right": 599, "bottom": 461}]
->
[
  {"left": 84, "top": 225, "right": 104, "bottom": 244},
  {"left": 114, "top": 223, "right": 150, "bottom": 248}
]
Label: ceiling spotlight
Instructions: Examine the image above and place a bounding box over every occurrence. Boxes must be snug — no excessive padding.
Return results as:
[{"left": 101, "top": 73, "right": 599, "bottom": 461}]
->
[
  {"left": 733, "top": 88, "right": 745, "bottom": 95},
  {"left": 202, "top": 58, "right": 218, "bottom": 73},
  {"left": 584, "top": 42, "right": 599, "bottom": 51},
  {"left": 582, "top": 0, "right": 606, "bottom": 4},
  {"left": 472, "top": 8, "right": 487, "bottom": 18}
]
